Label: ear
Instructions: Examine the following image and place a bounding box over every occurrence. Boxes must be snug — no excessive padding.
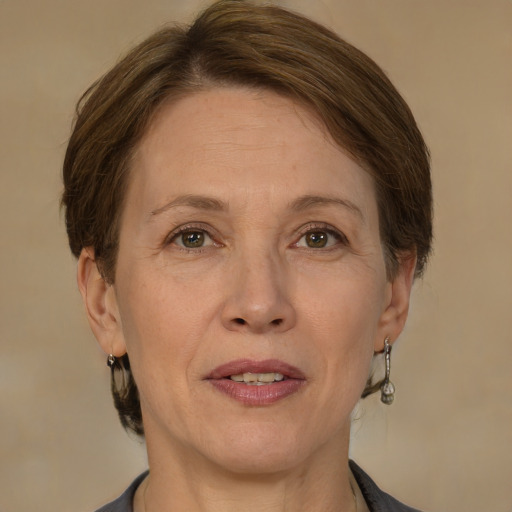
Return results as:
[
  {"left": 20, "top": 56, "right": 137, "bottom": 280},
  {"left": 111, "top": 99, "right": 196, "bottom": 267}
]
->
[
  {"left": 375, "top": 253, "right": 417, "bottom": 352},
  {"left": 77, "top": 247, "right": 127, "bottom": 358}
]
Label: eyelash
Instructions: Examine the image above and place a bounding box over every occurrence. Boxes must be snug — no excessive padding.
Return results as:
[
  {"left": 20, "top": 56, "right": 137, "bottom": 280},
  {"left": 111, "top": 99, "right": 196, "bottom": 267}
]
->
[
  {"left": 164, "top": 222, "right": 348, "bottom": 252},
  {"left": 294, "top": 223, "right": 348, "bottom": 250},
  {"left": 165, "top": 223, "right": 219, "bottom": 252}
]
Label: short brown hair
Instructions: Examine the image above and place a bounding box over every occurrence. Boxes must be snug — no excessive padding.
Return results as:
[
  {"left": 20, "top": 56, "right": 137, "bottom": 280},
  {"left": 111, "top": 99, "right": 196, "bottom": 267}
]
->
[{"left": 62, "top": 0, "right": 432, "bottom": 436}]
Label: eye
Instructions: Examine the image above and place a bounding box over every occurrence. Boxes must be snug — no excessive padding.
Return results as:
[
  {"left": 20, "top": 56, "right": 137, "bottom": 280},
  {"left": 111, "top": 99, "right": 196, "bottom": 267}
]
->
[
  {"left": 295, "top": 226, "right": 345, "bottom": 249},
  {"left": 169, "top": 228, "right": 215, "bottom": 249},
  {"left": 304, "top": 231, "right": 329, "bottom": 248}
]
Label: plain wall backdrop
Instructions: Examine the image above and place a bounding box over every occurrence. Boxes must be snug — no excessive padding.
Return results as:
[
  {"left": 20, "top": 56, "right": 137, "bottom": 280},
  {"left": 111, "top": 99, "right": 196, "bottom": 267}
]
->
[{"left": 1, "top": 1, "right": 511, "bottom": 511}]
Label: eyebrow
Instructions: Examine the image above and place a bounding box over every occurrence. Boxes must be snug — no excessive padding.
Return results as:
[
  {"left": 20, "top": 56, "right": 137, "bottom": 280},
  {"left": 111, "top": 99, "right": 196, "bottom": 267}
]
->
[
  {"left": 289, "top": 195, "right": 365, "bottom": 221},
  {"left": 148, "top": 193, "right": 364, "bottom": 221},
  {"left": 149, "top": 194, "right": 228, "bottom": 218}
]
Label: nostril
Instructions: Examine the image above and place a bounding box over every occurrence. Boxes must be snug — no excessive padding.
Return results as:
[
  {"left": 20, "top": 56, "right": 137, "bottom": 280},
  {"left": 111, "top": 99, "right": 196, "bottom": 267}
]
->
[{"left": 230, "top": 317, "right": 285, "bottom": 329}]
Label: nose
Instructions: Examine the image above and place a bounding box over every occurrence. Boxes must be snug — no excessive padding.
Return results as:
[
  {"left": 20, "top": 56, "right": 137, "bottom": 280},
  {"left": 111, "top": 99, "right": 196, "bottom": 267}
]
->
[{"left": 221, "top": 250, "right": 296, "bottom": 335}]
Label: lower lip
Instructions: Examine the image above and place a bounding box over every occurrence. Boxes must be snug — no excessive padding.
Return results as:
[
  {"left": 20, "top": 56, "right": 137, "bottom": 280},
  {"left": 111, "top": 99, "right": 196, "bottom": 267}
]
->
[{"left": 208, "top": 379, "right": 305, "bottom": 405}]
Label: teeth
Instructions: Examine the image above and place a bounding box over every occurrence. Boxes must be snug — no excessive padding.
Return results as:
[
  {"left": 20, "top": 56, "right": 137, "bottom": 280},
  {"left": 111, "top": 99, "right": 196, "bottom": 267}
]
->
[{"left": 229, "top": 372, "right": 285, "bottom": 384}]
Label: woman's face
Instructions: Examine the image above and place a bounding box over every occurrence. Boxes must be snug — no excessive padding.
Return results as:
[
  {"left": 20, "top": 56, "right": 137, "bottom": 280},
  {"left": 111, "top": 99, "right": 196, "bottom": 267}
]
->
[{"left": 95, "top": 87, "right": 412, "bottom": 473}]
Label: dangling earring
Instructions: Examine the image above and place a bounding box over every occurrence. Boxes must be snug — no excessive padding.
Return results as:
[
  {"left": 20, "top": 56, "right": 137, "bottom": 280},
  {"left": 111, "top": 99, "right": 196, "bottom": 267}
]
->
[
  {"left": 106, "top": 354, "right": 116, "bottom": 368},
  {"left": 380, "top": 337, "right": 395, "bottom": 405}
]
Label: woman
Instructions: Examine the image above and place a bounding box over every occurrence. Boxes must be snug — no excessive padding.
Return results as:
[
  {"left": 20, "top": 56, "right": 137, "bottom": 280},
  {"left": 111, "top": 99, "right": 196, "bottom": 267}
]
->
[{"left": 62, "top": 1, "right": 432, "bottom": 511}]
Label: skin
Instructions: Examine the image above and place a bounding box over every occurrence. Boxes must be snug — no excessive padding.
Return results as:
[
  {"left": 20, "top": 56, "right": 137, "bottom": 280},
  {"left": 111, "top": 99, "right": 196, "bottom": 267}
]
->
[{"left": 78, "top": 87, "right": 415, "bottom": 512}]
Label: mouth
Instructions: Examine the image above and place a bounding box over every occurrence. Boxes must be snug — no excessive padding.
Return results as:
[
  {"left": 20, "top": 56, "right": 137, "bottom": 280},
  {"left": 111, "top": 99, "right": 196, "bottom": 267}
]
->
[
  {"left": 228, "top": 372, "right": 286, "bottom": 385},
  {"left": 206, "top": 359, "right": 306, "bottom": 405}
]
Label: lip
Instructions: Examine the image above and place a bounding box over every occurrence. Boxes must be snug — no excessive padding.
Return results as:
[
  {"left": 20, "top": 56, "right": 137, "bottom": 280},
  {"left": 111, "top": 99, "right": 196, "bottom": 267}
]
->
[
  {"left": 207, "top": 359, "right": 306, "bottom": 380},
  {"left": 206, "top": 359, "right": 306, "bottom": 406}
]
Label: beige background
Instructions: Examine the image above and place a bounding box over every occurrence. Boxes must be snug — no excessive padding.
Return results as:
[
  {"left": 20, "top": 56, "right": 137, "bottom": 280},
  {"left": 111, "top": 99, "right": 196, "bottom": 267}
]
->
[{"left": 1, "top": 0, "right": 511, "bottom": 511}]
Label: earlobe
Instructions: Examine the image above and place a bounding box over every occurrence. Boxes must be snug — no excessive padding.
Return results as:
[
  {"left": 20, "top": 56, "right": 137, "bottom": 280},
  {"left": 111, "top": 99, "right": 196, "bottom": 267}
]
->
[
  {"left": 77, "top": 248, "right": 127, "bottom": 358},
  {"left": 376, "top": 254, "right": 417, "bottom": 352}
]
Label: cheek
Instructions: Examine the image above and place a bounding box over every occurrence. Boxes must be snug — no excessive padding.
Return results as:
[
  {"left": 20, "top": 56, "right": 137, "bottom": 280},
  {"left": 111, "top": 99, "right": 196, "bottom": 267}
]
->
[
  {"left": 299, "top": 271, "right": 385, "bottom": 384},
  {"left": 113, "top": 271, "right": 208, "bottom": 425},
  {"left": 114, "top": 268, "right": 206, "bottom": 374},
  {"left": 300, "top": 263, "right": 386, "bottom": 334}
]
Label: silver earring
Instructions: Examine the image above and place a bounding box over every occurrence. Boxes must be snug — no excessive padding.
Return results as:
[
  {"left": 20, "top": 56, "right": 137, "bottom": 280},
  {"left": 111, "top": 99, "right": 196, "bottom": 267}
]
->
[
  {"left": 380, "top": 337, "right": 395, "bottom": 405},
  {"left": 106, "top": 354, "right": 116, "bottom": 368}
]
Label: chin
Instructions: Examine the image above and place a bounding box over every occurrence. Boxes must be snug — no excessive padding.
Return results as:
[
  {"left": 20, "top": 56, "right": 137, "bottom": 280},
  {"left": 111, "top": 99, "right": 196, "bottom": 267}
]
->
[{"left": 201, "top": 422, "right": 318, "bottom": 475}]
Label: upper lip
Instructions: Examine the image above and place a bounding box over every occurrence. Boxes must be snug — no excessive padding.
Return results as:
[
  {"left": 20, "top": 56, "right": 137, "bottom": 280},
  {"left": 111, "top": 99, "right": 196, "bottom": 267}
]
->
[{"left": 207, "top": 359, "right": 306, "bottom": 380}]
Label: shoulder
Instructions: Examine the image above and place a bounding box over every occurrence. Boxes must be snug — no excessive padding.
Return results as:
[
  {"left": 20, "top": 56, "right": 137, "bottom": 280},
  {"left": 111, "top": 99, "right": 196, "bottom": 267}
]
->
[
  {"left": 350, "top": 460, "right": 424, "bottom": 512},
  {"left": 94, "top": 471, "right": 148, "bottom": 512}
]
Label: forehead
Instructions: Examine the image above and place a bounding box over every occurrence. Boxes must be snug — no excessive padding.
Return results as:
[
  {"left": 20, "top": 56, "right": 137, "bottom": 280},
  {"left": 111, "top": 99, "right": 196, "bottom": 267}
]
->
[
  {"left": 138, "top": 87, "right": 335, "bottom": 163},
  {"left": 127, "top": 87, "right": 376, "bottom": 216}
]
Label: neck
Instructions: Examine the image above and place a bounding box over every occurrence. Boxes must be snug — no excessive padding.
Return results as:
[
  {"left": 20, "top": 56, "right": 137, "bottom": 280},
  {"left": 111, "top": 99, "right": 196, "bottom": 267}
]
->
[{"left": 137, "top": 423, "right": 356, "bottom": 512}]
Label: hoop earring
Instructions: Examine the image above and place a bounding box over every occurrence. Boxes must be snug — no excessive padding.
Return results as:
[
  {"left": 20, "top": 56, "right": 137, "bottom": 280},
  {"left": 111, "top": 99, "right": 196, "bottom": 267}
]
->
[
  {"left": 106, "top": 354, "right": 116, "bottom": 368},
  {"left": 380, "top": 337, "right": 395, "bottom": 405}
]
